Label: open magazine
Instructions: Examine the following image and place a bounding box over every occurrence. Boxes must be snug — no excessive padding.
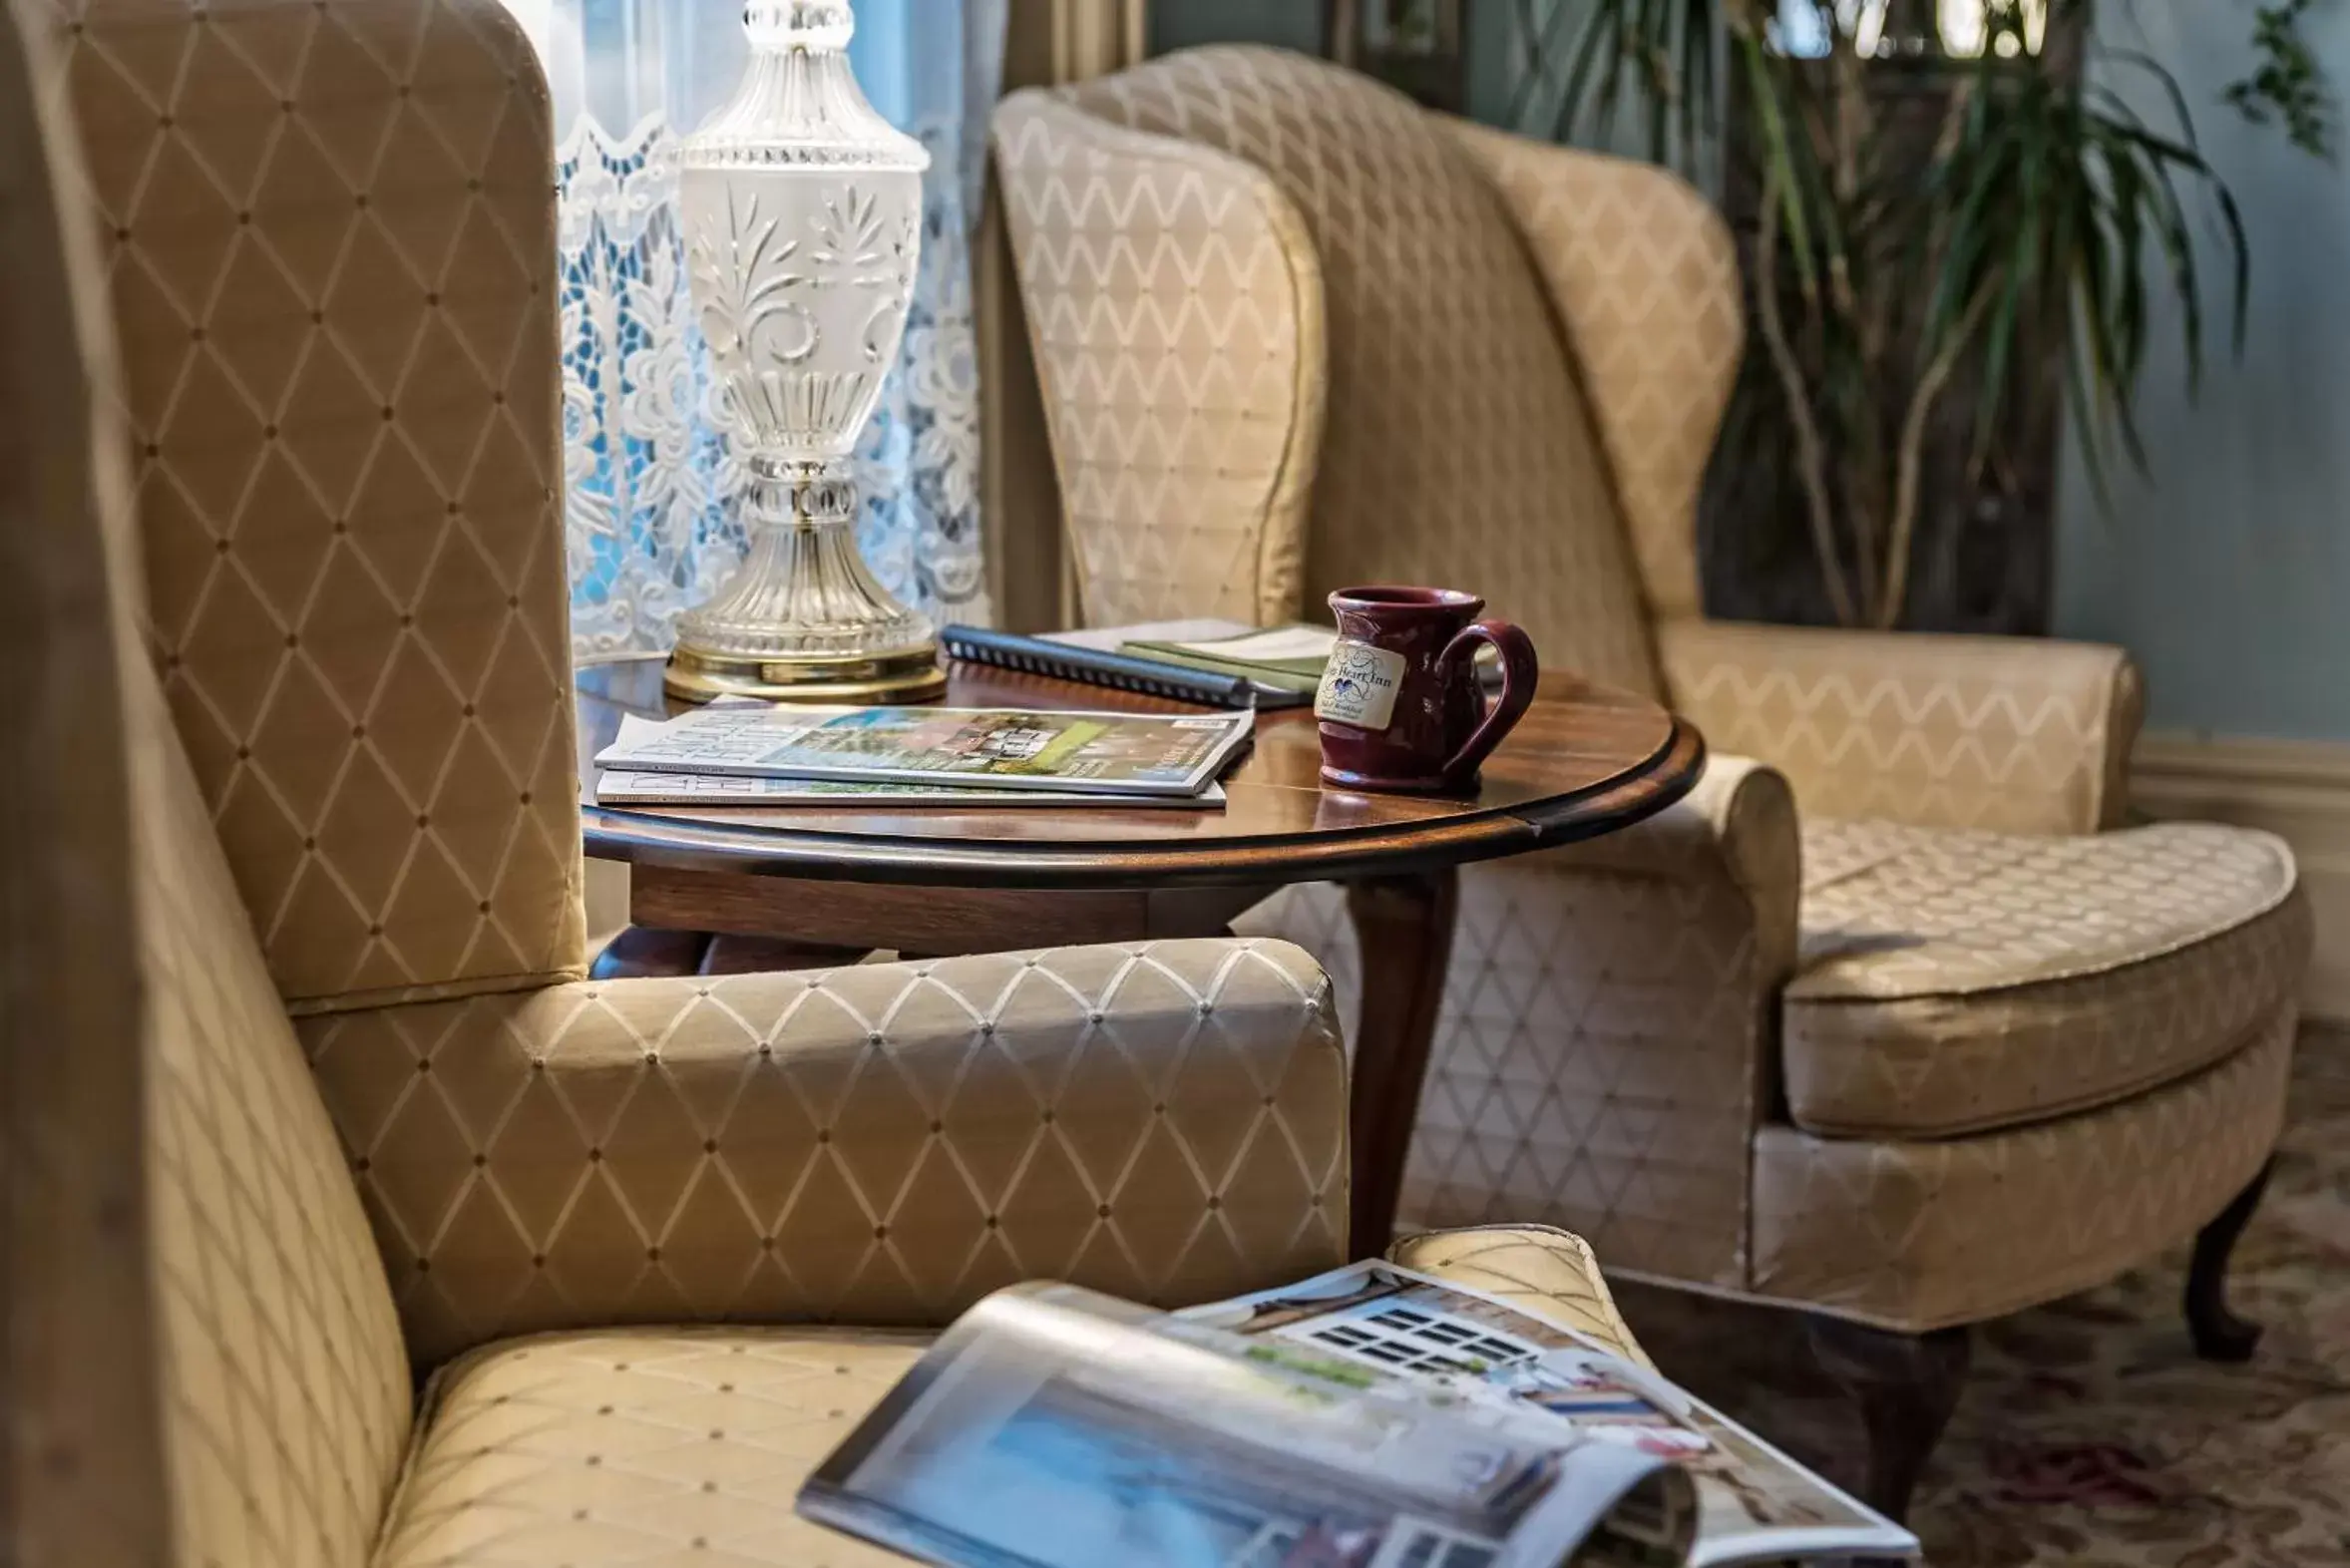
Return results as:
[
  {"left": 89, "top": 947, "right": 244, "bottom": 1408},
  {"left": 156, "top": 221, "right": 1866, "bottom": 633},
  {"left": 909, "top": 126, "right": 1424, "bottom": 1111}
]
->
[
  {"left": 593, "top": 703, "right": 1254, "bottom": 798},
  {"left": 799, "top": 1261, "right": 1918, "bottom": 1568}
]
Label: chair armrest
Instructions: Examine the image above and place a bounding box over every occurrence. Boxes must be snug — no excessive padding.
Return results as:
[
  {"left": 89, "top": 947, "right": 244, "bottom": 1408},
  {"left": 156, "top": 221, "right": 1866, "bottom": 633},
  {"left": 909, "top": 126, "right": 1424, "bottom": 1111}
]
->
[
  {"left": 304, "top": 939, "right": 1348, "bottom": 1366},
  {"left": 1387, "top": 1225, "right": 1653, "bottom": 1368},
  {"left": 992, "top": 89, "right": 1325, "bottom": 627},
  {"left": 1245, "top": 759, "right": 1797, "bottom": 1292},
  {"left": 1437, "top": 121, "right": 1742, "bottom": 621},
  {"left": 1657, "top": 618, "right": 2145, "bottom": 835}
]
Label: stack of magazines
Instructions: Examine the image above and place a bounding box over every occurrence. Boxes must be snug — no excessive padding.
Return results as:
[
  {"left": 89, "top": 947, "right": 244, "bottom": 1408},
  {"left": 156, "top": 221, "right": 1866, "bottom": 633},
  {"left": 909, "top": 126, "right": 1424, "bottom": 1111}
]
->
[
  {"left": 799, "top": 1261, "right": 1920, "bottom": 1567},
  {"left": 591, "top": 700, "right": 1256, "bottom": 809}
]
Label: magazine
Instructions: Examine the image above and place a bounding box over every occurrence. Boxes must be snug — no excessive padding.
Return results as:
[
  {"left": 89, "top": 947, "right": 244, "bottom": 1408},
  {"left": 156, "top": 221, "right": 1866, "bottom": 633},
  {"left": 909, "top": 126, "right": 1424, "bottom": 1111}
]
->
[
  {"left": 592, "top": 703, "right": 1256, "bottom": 798},
  {"left": 797, "top": 1262, "right": 1918, "bottom": 1568},
  {"left": 593, "top": 718, "right": 1229, "bottom": 808}
]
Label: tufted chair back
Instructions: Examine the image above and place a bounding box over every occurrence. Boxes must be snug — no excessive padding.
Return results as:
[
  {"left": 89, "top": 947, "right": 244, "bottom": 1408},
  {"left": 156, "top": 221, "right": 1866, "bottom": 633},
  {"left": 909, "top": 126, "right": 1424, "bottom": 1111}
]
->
[
  {"left": 1007, "top": 46, "right": 1728, "bottom": 694},
  {"left": 3, "top": 5, "right": 413, "bottom": 1563},
  {"left": 51, "top": 0, "right": 581, "bottom": 1013}
]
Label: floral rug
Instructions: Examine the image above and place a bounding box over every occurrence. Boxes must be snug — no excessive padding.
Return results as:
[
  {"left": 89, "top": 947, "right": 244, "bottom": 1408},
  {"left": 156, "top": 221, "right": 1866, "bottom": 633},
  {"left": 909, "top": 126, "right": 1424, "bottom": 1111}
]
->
[{"left": 1613, "top": 1026, "right": 2350, "bottom": 1566}]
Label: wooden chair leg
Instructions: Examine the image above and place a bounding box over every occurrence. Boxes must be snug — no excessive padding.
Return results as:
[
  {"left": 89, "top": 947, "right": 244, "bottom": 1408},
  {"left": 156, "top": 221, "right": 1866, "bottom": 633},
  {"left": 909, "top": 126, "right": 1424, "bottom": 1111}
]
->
[
  {"left": 2185, "top": 1158, "right": 2274, "bottom": 1363},
  {"left": 1804, "top": 1316, "right": 1971, "bottom": 1524},
  {"left": 589, "top": 926, "right": 712, "bottom": 980}
]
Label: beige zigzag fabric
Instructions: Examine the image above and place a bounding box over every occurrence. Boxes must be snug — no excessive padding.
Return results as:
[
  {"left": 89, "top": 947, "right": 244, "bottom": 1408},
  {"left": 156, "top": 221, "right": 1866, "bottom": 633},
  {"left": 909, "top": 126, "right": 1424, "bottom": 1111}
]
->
[
  {"left": 374, "top": 1229, "right": 1649, "bottom": 1568},
  {"left": 1659, "top": 618, "right": 2144, "bottom": 835},
  {"left": 1755, "top": 1008, "right": 2294, "bottom": 1332},
  {"left": 1241, "top": 759, "right": 1800, "bottom": 1290},
  {"left": 1046, "top": 47, "right": 1662, "bottom": 693},
  {"left": 304, "top": 940, "right": 1351, "bottom": 1368},
  {"left": 47, "top": 0, "right": 584, "bottom": 1010},
  {"left": 1438, "top": 122, "right": 1742, "bottom": 621},
  {"left": 993, "top": 91, "right": 1322, "bottom": 628}
]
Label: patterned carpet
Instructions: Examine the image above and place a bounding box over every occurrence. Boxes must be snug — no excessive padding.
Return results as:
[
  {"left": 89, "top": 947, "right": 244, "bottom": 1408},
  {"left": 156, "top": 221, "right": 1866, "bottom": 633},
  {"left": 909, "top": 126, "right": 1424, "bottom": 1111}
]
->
[{"left": 1614, "top": 1026, "right": 2350, "bottom": 1566}]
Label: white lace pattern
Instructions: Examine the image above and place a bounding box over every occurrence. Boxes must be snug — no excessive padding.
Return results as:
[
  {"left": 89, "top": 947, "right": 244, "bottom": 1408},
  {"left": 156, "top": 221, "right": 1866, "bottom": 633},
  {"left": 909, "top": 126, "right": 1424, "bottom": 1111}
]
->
[{"left": 558, "top": 91, "right": 994, "bottom": 661}]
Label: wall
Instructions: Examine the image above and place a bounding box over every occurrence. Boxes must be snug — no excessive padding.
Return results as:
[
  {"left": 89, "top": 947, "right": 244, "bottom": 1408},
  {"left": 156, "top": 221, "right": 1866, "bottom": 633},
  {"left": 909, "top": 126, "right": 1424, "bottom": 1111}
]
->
[
  {"left": 2053, "top": 7, "right": 2350, "bottom": 1019},
  {"left": 2053, "top": 7, "right": 2350, "bottom": 745},
  {"left": 1147, "top": 0, "right": 1321, "bottom": 56}
]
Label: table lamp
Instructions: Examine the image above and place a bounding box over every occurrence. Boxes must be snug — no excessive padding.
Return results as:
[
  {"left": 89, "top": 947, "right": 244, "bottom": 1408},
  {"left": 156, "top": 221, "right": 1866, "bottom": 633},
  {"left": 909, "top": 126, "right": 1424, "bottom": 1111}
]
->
[{"left": 663, "top": 0, "right": 947, "bottom": 704}]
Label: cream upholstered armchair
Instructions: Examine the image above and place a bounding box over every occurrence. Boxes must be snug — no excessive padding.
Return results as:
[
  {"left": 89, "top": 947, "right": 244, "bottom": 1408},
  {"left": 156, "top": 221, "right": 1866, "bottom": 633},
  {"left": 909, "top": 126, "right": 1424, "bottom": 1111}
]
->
[
  {"left": 994, "top": 45, "right": 2311, "bottom": 1515},
  {"left": 3, "top": 4, "right": 1651, "bottom": 1563}
]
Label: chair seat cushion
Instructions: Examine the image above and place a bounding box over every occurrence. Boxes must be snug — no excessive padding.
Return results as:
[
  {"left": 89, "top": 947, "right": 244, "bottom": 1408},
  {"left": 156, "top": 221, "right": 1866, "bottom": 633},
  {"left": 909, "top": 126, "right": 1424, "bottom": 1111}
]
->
[
  {"left": 1783, "top": 819, "right": 2306, "bottom": 1137},
  {"left": 371, "top": 1229, "right": 1641, "bottom": 1567}
]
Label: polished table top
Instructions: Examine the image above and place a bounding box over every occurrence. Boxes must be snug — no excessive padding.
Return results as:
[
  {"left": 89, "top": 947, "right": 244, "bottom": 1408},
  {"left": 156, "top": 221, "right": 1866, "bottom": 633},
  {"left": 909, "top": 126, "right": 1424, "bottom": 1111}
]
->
[{"left": 577, "top": 657, "right": 1705, "bottom": 890}]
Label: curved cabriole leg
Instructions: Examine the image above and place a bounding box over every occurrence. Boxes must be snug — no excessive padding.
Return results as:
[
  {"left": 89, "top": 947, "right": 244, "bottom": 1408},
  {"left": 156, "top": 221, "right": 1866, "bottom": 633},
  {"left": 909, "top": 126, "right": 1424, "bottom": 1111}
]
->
[
  {"left": 2185, "top": 1158, "right": 2275, "bottom": 1363},
  {"left": 1804, "top": 1316, "right": 1972, "bottom": 1525}
]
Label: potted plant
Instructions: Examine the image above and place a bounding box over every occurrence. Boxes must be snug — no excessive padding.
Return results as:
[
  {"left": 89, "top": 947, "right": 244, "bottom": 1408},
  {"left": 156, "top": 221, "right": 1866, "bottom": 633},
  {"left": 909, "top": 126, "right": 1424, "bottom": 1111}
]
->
[{"left": 1507, "top": 0, "right": 2329, "bottom": 629}]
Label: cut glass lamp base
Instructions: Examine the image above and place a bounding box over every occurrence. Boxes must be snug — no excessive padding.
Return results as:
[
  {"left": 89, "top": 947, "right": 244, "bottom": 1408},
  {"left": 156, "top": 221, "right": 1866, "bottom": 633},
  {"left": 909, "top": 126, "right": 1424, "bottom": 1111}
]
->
[{"left": 659, "top": 461, "right": 949, "bottom": 706}]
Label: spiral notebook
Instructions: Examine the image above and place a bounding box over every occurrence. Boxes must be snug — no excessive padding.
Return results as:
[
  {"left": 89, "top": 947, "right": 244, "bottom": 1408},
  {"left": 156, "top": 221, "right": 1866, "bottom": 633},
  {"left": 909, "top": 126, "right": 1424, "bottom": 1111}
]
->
[{"left": 939, "top": 623, "right": 1313, "bottom": 710}]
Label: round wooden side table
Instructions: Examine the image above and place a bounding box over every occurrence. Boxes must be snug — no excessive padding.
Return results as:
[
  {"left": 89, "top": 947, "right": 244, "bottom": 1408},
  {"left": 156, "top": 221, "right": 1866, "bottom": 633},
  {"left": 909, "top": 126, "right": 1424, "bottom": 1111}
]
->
[{"left": 577, "top": 658, "right": 1705, "bottom": 1250}]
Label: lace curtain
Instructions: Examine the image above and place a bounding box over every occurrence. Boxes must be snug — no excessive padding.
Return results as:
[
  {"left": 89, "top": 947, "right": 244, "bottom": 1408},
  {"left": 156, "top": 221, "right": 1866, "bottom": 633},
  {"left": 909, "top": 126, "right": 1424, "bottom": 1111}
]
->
[{"left": 505, "top": 0, "right": 1003, "bottom": 661}]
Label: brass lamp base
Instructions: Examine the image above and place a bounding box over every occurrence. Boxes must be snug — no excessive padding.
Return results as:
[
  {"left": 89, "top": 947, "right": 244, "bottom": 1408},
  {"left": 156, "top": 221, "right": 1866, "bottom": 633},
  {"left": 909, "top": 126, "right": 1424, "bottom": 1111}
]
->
[{"left": 662, "top": 641, "right": 948, "bottom": 705}]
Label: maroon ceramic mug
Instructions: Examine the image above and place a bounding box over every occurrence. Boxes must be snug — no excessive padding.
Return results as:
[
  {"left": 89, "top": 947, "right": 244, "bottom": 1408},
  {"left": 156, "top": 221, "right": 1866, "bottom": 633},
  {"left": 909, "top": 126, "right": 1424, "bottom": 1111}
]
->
[{"left": 1315, "top": 587, "right": 1539, "bottom": 794}]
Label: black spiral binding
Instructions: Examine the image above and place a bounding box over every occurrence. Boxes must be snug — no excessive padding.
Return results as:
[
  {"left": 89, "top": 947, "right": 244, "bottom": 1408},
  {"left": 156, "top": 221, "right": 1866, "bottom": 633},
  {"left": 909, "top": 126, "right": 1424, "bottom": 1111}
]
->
[{"left": 938, "top": 624, "right": 1267, "bottom": 709}]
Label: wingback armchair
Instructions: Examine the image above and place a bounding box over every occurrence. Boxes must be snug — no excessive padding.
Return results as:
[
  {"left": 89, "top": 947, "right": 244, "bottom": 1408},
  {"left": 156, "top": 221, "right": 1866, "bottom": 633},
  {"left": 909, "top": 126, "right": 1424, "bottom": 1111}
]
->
[
  {"left": 3, "top": 6, "right": 1651, "bottom": 1564},
  {"left": 994, "top": 45, "right": 2311, "bottom": 1514}
]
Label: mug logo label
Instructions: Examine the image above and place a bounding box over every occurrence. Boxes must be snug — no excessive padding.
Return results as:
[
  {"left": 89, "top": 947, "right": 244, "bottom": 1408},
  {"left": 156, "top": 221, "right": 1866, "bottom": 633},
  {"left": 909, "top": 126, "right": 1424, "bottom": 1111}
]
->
[{"left": 1315, "top": 639, "right": 1406, "bottom": 731}]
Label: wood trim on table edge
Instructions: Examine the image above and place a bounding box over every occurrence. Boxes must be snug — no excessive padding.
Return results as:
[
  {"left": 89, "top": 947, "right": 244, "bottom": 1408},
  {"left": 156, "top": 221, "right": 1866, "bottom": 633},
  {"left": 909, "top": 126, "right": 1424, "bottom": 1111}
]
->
[{"left": 580, "top": 719, "right": 1707, "bottom": 890}]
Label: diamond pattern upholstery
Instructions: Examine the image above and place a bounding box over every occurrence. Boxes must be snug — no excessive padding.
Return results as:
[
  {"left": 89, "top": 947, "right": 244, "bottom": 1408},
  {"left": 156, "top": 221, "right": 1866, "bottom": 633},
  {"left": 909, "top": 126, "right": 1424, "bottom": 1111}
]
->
[
  {"left": 996, "top": 44, "right": 2307, "bottom": 1335},
  {"left": 373, "top": 1224, "right": 1657, "bottom": 1568},
  {"left": 11, "top": 10, "right": 1656, "bottom": 1563},
  {"left": 305, "top": 941, "right": 1351, "bottom": 1368},
  {"left": 44, "top": 0, "right": 582, "bottom": 1011}
]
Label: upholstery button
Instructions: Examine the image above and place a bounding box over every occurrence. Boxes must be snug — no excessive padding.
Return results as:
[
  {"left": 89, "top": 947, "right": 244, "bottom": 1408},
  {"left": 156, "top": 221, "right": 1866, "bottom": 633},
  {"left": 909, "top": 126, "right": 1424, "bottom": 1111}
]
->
[{"left": 1096, "top": 1204, "right": 1111, "bottom": 1218}]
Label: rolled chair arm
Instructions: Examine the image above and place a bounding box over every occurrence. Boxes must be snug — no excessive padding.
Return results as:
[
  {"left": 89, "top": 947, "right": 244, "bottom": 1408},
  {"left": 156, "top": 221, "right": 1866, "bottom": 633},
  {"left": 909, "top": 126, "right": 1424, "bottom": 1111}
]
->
[
  {"left": 1657, "top": 617, "right": 2145, "bottom": 835},
  {"left": 1244, "top": 758, "right": 1798, "bottom": 1292},
  {"left": 304, "top": 939, "right": 1348, "bottom": 1366}
]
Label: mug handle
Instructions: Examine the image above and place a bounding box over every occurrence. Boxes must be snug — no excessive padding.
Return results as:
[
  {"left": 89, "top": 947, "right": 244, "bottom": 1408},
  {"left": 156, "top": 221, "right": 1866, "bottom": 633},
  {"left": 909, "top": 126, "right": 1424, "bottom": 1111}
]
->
[{"left": 1437, "top": 618, "right": 1538, "bottom": 786}]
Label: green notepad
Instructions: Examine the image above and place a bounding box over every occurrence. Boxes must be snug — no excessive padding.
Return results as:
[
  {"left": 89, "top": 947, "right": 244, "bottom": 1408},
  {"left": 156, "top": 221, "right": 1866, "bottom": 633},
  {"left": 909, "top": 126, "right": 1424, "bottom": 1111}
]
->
[{"left": 1118, "top": 623, "right": 1338, "bottom": 695}]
